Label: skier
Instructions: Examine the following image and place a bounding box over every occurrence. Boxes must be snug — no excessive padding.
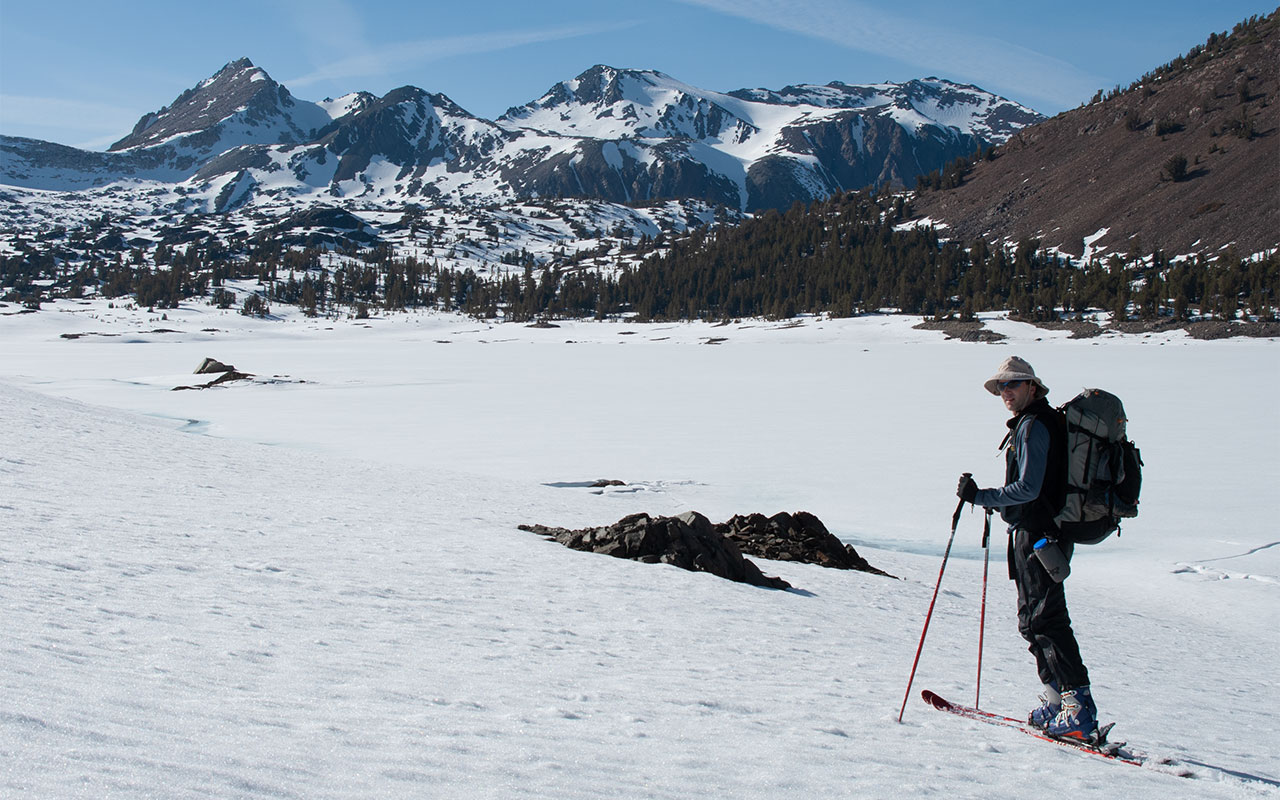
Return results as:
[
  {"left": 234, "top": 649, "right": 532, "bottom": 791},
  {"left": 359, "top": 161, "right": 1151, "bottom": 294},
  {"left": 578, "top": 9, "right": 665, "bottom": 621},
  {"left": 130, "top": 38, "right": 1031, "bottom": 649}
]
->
[{"left": 956, "top": 356, "right": 1099, "bottom": 740}]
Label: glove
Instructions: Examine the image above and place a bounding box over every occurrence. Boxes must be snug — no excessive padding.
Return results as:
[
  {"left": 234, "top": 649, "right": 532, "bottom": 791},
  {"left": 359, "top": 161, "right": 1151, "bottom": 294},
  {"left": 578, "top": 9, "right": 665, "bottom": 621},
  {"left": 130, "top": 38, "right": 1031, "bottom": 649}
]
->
[{"left": 957, "top": 473, "right": 979, "bottom": 503}]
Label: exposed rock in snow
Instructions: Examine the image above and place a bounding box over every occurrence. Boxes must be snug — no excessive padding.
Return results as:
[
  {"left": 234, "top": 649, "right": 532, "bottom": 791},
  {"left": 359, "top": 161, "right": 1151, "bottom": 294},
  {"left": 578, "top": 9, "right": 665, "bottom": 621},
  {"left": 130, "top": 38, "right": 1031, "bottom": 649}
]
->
[
  {"left": 521, "top": 511, "right": 792, "bottom": 589},
  {"left": 716, "top": 511, "right": 895, "bottom": 578}
]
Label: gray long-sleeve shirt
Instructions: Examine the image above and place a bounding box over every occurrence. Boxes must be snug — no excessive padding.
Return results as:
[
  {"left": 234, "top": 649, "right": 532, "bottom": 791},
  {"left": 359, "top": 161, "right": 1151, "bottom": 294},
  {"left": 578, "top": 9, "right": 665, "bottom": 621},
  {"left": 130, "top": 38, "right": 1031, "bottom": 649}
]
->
[{"left": 973, "top": 415, "right": 1050, "bottom": 528}]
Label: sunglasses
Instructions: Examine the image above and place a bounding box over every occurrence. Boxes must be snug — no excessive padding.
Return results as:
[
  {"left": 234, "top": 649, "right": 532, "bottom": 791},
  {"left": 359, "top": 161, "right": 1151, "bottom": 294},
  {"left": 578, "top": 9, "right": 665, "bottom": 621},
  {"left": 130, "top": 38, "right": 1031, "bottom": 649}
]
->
[{"left": 997, "top": 380, "right": 1028, "bottom": 392}]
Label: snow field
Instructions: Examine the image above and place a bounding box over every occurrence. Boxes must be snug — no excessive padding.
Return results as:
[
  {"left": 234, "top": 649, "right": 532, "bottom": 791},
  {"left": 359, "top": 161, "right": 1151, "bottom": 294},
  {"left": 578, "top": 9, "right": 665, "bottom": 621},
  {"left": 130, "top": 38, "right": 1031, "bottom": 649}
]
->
[{"left": 1, "top": 300, "right": 1277, "bottom": 798}]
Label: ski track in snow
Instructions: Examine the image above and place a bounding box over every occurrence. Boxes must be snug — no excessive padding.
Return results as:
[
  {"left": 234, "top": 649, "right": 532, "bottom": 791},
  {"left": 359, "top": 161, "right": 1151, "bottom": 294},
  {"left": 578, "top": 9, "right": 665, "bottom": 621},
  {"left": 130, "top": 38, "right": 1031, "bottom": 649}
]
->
[
  {"left": 1, "top": 300, "right": 1278, "bottom": 798},
  {"left": 1173, "top": 542, "right": 1280, "bottom": 583}
]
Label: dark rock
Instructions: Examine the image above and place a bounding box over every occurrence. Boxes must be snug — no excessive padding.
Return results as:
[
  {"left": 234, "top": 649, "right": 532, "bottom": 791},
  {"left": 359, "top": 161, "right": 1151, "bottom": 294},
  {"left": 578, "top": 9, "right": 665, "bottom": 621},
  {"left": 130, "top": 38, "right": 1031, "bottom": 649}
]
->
[
  {"left": 520, "top": 511, "right": 791, "bottom": 589},
  {"left": 1107, "top": 318, "right": 1185, "bottom": 335},
  {"left": 715, "top": 511, "right": 896, "bottom": 578},
  {"left": 1014, "top": 317, "right": 1104, "bottom": 338},
  {"left": 913, "top": 319, "right": 1006, "bottom": 342},
  {"left": 195, "top": 357, "right": 236, "bottom": 374},
  {"left": 1184, "top": 320, "right": 1280, "bottom": 339},
  {"left": 173, "top": 366, "right": 254, "bottom": 390},
  {"left": 204, "top": 370, "right": 252, "bottom": 386}
]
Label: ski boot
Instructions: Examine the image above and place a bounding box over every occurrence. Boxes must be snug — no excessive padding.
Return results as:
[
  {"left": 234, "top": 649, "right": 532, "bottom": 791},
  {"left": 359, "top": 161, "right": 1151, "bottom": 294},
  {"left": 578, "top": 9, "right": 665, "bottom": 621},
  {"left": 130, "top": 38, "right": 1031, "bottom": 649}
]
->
[
  {"left": 1046, "top": 686, "right": 1098, "bottom": 741},
  {"left": 1028, "top": 681, "right": 1061, "bottom": 729}
]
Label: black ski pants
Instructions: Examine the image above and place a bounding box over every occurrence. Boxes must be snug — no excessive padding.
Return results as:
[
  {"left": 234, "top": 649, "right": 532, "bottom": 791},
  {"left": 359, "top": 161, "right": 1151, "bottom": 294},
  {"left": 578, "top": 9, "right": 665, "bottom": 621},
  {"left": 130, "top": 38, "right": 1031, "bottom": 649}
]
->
[{"left": 1009, "top": 527, "right": 1090, "bottom": 691}]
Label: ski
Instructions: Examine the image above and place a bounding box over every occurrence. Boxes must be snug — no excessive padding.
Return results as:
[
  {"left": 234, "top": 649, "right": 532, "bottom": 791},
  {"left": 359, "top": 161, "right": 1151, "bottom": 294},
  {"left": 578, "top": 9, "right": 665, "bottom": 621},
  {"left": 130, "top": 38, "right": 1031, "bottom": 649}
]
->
[
  {"left": 921, "top": 690, "right": 1146, "bottom": 766},
  {"left": 921, "top": 690, "right": 1280, "bottom": 784}
]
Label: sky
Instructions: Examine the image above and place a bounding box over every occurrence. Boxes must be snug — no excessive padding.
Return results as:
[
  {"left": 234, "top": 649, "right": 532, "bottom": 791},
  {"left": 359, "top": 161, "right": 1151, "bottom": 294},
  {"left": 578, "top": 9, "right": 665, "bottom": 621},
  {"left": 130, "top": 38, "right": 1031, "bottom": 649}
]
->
[{"left": 0, "top": 0, "right": 1274, "bottom": 151}]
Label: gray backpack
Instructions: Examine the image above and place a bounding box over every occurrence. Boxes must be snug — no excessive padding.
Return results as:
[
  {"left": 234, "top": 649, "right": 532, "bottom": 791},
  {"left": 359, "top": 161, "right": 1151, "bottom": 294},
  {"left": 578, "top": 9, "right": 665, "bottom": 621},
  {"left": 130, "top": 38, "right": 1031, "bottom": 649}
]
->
[{"left": 1054, "top": 389, "right": 1143, "bottom": 545}]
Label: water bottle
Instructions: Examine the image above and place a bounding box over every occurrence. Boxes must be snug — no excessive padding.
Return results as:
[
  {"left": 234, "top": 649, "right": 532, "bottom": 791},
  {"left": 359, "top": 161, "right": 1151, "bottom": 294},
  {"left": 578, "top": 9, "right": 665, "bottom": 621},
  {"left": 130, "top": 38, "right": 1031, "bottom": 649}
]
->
[{"left": 1033, "top": 537, "right": 1071, "bottom": 582}]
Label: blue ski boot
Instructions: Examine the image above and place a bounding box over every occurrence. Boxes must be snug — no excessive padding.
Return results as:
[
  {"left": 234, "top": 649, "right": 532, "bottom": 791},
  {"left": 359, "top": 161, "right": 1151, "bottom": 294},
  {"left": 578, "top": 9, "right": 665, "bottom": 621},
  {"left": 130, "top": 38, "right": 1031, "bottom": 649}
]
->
[
  {"left": 1046, "top": 686, "right": 1098, "bottom": 740},
  {"left": 1028, "top": 682, "right": 1061, "bottom": 729}
]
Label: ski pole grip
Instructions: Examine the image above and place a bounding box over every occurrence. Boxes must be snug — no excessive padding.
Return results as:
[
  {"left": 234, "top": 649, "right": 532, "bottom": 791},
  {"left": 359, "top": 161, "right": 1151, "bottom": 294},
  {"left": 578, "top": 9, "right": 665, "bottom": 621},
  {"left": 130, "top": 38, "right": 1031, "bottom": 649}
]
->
[{"left": 954, "top": 473, "right": 974, "bottom": 523}]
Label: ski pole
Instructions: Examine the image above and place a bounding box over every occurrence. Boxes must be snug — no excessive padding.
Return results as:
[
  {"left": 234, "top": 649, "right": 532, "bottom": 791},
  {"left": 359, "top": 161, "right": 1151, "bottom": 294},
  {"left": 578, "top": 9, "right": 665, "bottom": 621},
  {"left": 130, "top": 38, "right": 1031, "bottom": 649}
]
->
[
  {"left": 898, "top": 491, "right": 968, "bottom": 723},
  {"left": 975, "top": 508, "right": 992, "bottom": 709}
]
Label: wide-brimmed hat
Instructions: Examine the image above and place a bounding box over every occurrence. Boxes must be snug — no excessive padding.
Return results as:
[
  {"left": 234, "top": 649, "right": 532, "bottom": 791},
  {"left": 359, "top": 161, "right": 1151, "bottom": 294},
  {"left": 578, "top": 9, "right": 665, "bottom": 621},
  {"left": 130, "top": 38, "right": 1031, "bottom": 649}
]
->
[{"left": 984, "top": 355, "right": 1049, "bottom": 397}]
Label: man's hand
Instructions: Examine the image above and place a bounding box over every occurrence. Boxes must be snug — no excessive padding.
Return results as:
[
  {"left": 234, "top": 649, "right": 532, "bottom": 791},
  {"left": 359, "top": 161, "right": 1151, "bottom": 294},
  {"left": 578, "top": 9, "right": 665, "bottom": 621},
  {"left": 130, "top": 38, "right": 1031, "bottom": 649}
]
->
[{"left": 957, "top": 473, "right": 979, "bottom": 503}]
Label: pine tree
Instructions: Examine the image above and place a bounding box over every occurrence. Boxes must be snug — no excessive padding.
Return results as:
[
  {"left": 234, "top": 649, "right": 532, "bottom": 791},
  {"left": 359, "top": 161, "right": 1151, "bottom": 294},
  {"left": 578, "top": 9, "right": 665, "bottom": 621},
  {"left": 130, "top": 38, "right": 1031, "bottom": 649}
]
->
[{"left": 1163, "top": 154, "right": 1190, "bottom": 182}]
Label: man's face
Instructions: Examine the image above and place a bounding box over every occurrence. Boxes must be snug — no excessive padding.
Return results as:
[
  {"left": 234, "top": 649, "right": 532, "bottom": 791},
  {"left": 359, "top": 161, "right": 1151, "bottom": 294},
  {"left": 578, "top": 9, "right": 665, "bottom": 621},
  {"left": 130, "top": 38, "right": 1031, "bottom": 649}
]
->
[{"left": 999, "top": 380, "right": 1037, "bottom": 414}]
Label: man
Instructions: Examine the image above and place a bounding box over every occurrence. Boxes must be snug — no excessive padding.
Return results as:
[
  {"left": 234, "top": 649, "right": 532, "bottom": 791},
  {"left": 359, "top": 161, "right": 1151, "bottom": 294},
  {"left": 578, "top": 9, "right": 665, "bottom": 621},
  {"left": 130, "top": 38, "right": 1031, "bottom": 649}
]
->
[{"left": 956, "top": 356, "right": 1098, "bottom": 740}]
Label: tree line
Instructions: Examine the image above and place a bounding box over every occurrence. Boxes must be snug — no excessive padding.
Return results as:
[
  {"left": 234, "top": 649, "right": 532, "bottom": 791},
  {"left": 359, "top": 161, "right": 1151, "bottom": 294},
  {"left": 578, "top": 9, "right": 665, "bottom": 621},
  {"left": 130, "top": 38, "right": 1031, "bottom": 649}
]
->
[
  {"left": 594, "top": 191, "right": 1277, "bottom": 323},
  {"left": 3, "top": 189, "right": 1276, "bottom": 324}
]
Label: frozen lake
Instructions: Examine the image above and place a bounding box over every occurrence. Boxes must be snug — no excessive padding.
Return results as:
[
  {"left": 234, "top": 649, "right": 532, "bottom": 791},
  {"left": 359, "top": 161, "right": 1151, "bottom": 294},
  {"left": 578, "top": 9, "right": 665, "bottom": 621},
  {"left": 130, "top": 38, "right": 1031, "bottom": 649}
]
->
[{"left": 2, "top": 299, "right": 1277, "bottom": 797}]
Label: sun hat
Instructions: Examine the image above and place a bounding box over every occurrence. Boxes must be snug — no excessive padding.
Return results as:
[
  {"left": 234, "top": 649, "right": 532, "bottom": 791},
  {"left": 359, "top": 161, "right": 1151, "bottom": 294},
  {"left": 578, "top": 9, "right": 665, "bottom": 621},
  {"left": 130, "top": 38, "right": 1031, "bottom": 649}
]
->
[{"left": 984, "top": 355, "right": 1049, "bottom": 397}]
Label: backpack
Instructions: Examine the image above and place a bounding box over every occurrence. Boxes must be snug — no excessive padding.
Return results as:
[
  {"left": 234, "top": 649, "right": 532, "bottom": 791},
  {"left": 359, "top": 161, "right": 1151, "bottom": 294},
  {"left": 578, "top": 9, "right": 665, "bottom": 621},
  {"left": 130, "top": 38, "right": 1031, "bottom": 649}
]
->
[{"left": 1053, "top": 389, "right": 1143, "bottom": 545}]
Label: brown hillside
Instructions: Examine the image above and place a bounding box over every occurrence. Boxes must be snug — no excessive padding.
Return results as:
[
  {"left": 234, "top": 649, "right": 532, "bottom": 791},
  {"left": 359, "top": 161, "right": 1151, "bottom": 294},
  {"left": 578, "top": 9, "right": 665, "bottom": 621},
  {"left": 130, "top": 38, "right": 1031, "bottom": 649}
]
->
[{"left": 912, "top": 12, "right": 1278, "bottom": 259}]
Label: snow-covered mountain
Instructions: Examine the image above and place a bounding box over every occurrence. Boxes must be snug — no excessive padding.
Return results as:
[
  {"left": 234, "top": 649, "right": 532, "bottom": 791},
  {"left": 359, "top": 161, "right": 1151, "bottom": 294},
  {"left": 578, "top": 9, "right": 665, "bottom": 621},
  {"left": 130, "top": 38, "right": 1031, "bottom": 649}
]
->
[
  {"left": 498, "top": 66, "right": 1041, "bottom": 209},
  {"left": 109, "top": 58, "right": 338, "bottom": 153},
  {"left": 0, "top": 59, "right": 1041, "bottom": 268}
]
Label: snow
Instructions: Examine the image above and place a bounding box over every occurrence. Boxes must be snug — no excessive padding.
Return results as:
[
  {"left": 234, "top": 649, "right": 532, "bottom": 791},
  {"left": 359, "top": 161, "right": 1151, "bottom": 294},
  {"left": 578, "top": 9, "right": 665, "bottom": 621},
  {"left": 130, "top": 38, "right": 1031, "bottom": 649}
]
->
[
  {"left": 1, "top": 300, "right": 1277, "bottom": 798},
  {"left": 501, "top": 68, "right": 915, "bottom": 168},
  {"left": 1082, "top": 227, "right": 1112, "bottom": 262},
  {"left": 600, "top": 141, "right": 625, "bottom": 172},
  {"left": 317, "top": 93, "right": 369, "bottom": 121}
]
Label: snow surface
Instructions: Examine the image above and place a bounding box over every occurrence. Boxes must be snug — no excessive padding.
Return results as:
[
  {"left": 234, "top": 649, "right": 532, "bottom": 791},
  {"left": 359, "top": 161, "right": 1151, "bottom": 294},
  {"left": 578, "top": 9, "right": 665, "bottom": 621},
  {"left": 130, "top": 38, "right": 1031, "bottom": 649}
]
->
[
  {"left": 2, "top": 299, "right": 1278, "bottom": 798},
  {"left": 1082, "top": 227, "right": 1112, "bottom": 263},
  {"left": 316, "top": 94, "right": 368, "bottom": 121}
]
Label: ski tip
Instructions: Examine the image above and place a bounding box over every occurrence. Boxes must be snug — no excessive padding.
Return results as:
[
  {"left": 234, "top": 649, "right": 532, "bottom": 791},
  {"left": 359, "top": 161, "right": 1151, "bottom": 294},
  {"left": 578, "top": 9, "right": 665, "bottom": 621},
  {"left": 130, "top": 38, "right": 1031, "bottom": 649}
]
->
[{"left": 920, "top": 690, "right": 951, "bottom": 710}]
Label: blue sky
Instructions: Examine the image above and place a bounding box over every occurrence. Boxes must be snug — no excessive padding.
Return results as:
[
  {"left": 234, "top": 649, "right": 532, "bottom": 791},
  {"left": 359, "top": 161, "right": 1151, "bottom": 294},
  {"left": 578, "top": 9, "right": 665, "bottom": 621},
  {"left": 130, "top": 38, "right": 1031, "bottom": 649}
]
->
[{"left": 0, "top": 0, "right": 1272, "bottom": 150}]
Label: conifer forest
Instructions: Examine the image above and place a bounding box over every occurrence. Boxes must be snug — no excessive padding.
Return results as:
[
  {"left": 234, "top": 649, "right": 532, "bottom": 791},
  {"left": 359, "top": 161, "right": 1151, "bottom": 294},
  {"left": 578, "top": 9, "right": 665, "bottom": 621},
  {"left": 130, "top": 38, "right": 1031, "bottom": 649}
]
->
[{"left": 2, "top": 189, "right": 1276, "bottom": 326}]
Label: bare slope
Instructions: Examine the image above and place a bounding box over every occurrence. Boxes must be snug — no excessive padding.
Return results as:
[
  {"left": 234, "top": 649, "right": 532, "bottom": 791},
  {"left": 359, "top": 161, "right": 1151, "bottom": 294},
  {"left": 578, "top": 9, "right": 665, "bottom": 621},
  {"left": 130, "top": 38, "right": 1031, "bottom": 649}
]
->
[{"left": 912, "top": 13, "right": 1278, "bottom": 259}]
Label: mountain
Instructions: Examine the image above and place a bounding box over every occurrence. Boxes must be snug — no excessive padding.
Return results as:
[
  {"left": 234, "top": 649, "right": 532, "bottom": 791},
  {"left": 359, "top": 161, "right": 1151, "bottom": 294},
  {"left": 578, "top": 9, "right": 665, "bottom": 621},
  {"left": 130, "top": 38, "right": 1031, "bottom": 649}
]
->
[
  {"left": 910, "top": 12, "right": 1278, "bottom": 259},
  {"left": 0, "top": 59, "right": 1039, "bottom": 258},
  {"left": 497, "top": 66, "right": 1040, "bottom": 212},
  {"left": 108, "top": 58, "right": 337, "bottom": 153},
  {"left": 0, "top": 60, "right": 356, "bottom": 191}
]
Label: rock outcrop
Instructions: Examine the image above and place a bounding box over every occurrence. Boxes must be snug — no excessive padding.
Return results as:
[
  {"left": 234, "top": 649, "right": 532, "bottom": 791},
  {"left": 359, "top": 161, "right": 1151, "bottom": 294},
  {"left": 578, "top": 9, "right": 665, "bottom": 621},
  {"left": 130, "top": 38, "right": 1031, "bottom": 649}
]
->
[
  {"left": 715, "top": 512, "right": 895, "bottom": 578},
  {"left": 195, "top": 357, "right": 236, "bottom": 374},
  {"left": 174, "top": 357, "right": 253, "bottom": 390},
  {"left": 521, "top": 509, "right": 896, "bottom": 588},
  {"left": 521, "top": 511, "right": 790, "bottom": 589}
]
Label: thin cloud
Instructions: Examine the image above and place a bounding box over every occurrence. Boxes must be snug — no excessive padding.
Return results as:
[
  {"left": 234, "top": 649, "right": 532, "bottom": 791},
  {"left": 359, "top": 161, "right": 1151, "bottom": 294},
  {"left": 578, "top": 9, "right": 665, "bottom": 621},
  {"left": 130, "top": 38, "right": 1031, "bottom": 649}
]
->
[
  {"left": 0, "top": 94, "right": 140, "bottom": 145},
  {"left": 676, "top": 0, "right": 1104, "bottom": 109},
  {"left": 281, "top": 0, "right": 372, "bottom": 57},
  {"left": 285, "top": 21, "right": 639, "bottom": 89}
]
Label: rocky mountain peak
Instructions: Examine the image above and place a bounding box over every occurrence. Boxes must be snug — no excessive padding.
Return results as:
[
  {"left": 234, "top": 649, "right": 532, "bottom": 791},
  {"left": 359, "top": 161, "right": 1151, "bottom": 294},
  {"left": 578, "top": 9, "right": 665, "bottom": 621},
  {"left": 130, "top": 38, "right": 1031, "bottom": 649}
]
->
[
  {"left": 499, "top": 64, "right": 756, "bottom": 143},
  {"left": 500, "top": 65, "right": 657, "bottom": 122},
  {"left": 108, "top": 57, "right": 330, "bottom": 153},
  {"left": 568, "top": 64, "right": 651, "bottom": 106}
]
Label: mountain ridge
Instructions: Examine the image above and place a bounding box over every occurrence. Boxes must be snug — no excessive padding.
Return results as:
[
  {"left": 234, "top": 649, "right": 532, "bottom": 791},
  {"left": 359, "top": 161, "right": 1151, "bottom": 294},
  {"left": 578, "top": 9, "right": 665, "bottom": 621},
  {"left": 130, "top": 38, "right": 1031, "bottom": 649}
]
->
[
  {"left": 0, "top": 58, "right": 1042, "bottom": 298},
  {"left": 1, "top": 58, "right": 1039, "bottom": 214},
  {"left": 1, "top": 24, "right": 1276, "bottom": 329},
  {"left": 909, "top": 11, "right": 1278, "bottom": 260}
]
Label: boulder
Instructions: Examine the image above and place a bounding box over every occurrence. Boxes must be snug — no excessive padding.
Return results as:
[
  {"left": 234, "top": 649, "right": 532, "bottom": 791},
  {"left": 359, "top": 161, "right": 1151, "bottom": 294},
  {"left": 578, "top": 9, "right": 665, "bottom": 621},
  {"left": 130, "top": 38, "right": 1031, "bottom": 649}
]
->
[
  {"left": 716, "top": 511, "right": 895, "bottom": 578},
  {"left": 173, "top": 360, "right": 254, "bottom": 390},
  {"left": 520, "top": 511, "right": 791, "bottom": 590},
  {"left": 195, "top": 357, "right": 236, "bottom": 374},
  {"left": 202, "top": 370, "right": 253, "bottom": 386}
]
